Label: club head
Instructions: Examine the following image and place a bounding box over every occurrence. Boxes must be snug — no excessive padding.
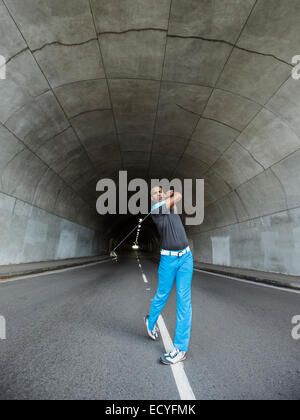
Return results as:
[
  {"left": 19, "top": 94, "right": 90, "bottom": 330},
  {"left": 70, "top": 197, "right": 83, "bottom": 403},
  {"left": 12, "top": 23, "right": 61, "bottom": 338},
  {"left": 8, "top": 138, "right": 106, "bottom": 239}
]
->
[{"left": 110, "top": 250, "right": 118, "bottom": 262}]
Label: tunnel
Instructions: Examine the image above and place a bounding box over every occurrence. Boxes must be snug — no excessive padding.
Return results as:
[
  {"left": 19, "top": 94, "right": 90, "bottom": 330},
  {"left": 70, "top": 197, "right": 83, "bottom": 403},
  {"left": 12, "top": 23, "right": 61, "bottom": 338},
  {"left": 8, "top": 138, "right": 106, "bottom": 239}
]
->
[{"left": 0, "top": 0, "right": 300, "bottom": 401}]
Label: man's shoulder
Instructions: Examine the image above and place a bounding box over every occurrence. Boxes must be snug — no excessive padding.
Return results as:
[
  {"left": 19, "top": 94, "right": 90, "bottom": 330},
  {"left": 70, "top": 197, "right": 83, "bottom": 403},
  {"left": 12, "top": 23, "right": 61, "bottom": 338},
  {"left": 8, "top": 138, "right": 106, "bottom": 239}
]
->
[{"left": 151, "top": 201, "right": 167, "bottom": 215}]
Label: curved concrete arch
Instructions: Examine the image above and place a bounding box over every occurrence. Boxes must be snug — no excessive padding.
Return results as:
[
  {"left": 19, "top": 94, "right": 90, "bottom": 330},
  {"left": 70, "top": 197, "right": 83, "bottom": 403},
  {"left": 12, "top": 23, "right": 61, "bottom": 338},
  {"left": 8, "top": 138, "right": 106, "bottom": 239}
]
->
[{"left": 0, "top": 0, "right": 300, "bottom": 274}]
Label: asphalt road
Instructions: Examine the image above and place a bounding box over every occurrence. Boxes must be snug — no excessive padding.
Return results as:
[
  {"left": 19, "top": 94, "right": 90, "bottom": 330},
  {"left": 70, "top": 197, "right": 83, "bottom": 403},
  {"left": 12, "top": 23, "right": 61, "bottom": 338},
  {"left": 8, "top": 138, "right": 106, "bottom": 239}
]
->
[{"left": 0, "top": 254, "right": 299, "bottom": 400}]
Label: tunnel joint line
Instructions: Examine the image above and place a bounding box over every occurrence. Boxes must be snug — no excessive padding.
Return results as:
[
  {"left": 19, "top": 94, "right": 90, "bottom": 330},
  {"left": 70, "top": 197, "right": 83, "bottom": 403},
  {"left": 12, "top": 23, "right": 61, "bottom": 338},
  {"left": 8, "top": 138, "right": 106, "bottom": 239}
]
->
[
  {"left": 175, "top": 104, "right": 202, "bottom": 118},
  {"left": 88, "top": 0, "right": 125, "bottom": 170},
  {"left": 34, "top": 126, "right": 72, "bottom": 154},
  {"left": 189, "top": 203, "right": 300, "bottom": 236},
  {"left": 171, "top": 0, "right": 263, "bottom": 179},
  {"left": 98, "top": 28, "right": 168, "bottom": 37},
  {"left": 235, "top": 140, "right": 266, "bottom": 170},
  {"left": 148, "top": 0, "right": 174, "bottom": 178},
  {"left": 1, "top": 0, "right": 105, "bottom": 222},
  {"left": 202, "top": 138, "right": 300, "bottom": 217},
  {"left": 198, "top": 70, "right": 294, "bottom": 213},
  {"left": 0, "top": 121, "right": 100, "bottom": 230},
  {"left": 70, "top": 108, "right": 113, "bottom": 120},
  {"left": 269, "top": 167, "right": 290, "bottom": 210},
  {"left": 200, "top": 116, "right": 242, "bottom": 133}
]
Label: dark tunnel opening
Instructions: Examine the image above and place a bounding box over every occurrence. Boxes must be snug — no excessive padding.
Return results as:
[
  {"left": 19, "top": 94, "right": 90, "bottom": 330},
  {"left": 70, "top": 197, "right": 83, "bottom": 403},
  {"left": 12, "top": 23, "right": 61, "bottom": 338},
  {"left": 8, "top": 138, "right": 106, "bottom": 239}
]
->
[{"left": 107, "top": 214, "right": 161, "bottom": 255}]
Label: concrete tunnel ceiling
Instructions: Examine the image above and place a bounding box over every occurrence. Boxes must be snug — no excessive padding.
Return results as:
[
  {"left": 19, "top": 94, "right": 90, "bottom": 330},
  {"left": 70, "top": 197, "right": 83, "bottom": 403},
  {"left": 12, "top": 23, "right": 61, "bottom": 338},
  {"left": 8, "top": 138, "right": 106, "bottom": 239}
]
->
[{"left": 1, "top": 0, "right": 300, "bottom": 274}]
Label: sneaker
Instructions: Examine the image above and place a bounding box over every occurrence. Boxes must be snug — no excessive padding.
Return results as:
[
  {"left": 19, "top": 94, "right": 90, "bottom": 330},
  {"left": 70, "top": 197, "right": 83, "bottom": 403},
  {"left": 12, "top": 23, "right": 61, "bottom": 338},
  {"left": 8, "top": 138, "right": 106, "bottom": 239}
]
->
[
  {"left": 160, "top": 348, "right": 186, "bottom": 365},
  {"left": 144, "top": 315, "right": 159, "bottom": 341}
]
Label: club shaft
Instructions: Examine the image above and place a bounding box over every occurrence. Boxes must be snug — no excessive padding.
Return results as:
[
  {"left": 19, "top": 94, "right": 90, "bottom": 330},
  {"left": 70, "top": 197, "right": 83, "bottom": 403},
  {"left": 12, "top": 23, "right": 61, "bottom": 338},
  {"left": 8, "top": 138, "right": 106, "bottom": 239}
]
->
[{"left": 112, "top": 212, "right": 151, "bottom": 252}]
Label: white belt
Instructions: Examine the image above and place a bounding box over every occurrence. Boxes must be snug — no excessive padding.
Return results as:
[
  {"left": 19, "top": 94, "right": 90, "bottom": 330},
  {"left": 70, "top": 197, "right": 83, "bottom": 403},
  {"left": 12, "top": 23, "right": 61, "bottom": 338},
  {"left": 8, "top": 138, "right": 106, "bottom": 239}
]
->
[{"left": 161, "top": 246, "right": 190, "bottom": 257}]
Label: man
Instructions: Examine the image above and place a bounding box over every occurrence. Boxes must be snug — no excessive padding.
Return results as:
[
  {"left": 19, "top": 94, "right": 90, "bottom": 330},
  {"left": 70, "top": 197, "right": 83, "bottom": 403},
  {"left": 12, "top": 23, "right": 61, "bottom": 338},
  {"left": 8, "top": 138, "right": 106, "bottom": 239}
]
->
[{"left": 144, "top": 186, "right": 194, "bottom": 365}]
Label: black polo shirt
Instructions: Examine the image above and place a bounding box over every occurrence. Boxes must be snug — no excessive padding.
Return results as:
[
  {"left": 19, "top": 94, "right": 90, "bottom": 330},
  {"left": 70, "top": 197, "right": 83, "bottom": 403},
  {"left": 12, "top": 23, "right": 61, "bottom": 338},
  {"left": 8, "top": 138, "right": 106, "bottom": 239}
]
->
[{"left": 151, "top": 202, "right": 189, "bottom": 251}]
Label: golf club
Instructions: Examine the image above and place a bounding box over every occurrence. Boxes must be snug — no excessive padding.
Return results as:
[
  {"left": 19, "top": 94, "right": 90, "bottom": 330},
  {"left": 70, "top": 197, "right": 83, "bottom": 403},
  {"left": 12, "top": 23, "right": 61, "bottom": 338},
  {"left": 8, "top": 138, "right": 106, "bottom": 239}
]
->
[
  {"left": 110, "top": 212, "right": 152, "bottom": 262},
  {"left": 109, "top": 201, "right": 166, "bottom": 262}
]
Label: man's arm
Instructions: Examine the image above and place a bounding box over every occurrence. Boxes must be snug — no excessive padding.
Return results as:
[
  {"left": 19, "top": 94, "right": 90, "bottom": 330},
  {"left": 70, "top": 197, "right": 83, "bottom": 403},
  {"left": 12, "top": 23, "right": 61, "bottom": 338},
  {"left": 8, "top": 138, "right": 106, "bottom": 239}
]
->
[{"left": 164, "top": 190, "right": 182, "bottom": 211}]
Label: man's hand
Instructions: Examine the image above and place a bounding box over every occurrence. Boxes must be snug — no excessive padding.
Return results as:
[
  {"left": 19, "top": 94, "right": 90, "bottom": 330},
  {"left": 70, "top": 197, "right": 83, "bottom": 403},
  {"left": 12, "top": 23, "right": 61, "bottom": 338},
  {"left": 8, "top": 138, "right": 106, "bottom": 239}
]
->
[
  {"left": 164, "top": 190, "right": 174, "bottom": 199},
  {"left": 165, "top": 192, "right": 182, "bottom": 210}
]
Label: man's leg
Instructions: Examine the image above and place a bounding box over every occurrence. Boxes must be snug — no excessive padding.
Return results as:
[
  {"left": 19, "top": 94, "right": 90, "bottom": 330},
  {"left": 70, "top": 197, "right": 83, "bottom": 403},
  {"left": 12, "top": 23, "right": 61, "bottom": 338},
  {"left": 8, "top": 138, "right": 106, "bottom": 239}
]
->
[
  {"left": 148, "top": 255, "right": 177, "bottom": 331},
  {"left": 174, "top": 252, "right": 193, "bottom": 353}
]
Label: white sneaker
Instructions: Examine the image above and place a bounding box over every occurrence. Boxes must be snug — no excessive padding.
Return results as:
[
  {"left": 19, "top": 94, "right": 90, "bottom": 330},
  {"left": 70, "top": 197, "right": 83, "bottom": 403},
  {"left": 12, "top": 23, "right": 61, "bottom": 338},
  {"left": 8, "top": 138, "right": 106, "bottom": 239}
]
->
[
  {"left": 160, "top": 348, "right": 186, "bottom": 365},
  {"left": 144, "top": 315, "right": 159, "bottom": 341}
]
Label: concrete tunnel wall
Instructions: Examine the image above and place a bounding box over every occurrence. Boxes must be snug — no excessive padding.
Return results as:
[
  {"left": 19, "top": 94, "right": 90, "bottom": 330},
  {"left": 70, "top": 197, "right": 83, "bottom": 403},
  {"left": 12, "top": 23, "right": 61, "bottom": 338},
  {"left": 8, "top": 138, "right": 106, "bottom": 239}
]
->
[{"left": 0, "top": 0, "right": 300, "bottom": 275}]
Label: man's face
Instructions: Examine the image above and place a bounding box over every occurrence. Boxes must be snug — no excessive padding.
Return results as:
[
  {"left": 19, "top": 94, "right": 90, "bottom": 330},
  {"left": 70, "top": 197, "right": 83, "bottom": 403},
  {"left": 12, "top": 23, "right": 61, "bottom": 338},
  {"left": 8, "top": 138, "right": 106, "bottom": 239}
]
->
[{"left": 151, "top": 186, "right": 164, "bottom": 203}]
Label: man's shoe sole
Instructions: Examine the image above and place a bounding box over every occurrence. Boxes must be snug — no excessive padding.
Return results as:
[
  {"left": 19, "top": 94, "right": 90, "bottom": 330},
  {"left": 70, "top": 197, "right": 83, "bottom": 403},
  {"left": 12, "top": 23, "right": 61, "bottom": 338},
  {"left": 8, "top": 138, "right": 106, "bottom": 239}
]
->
[{"left": 144, "top": 316, "right": 159, "bottom": 341}]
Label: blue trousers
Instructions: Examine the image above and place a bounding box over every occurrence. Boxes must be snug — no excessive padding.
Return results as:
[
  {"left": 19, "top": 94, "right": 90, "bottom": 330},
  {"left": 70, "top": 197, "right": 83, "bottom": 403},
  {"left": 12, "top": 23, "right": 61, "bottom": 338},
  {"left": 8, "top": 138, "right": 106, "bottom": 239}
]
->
[{"left": 148, "top": 249, "right": 193, "bottom": 352}]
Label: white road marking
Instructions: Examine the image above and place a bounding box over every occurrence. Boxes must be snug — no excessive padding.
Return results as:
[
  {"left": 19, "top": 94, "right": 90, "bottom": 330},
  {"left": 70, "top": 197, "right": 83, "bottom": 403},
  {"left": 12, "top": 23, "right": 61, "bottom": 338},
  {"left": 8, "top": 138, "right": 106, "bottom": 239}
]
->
[
  {"left": 195, "top": 268, "right": 300, "bottom": 295},
  {"left": 157, "top": 315, "right": 196, "bottom": 401},
  {"left": 140, "top": 268, "right": 196, "bottom": 401},
  {"left": 0, "top": 259, "right": 111, "bottom": 285}
]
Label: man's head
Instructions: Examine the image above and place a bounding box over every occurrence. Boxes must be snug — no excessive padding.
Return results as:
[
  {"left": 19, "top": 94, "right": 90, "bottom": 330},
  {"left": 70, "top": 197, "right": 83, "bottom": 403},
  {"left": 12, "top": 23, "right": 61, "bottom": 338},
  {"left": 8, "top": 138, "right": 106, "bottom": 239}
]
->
[{"left": 151, "top": 186, "right": 164, "bottom": 203}]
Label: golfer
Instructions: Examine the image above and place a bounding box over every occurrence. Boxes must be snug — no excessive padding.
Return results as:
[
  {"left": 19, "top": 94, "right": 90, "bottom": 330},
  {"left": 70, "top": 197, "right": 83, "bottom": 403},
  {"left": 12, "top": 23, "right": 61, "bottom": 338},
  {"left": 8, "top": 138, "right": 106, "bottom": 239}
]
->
[{"left": 144, "top": 186, "right": 194, "bottom": 365}]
